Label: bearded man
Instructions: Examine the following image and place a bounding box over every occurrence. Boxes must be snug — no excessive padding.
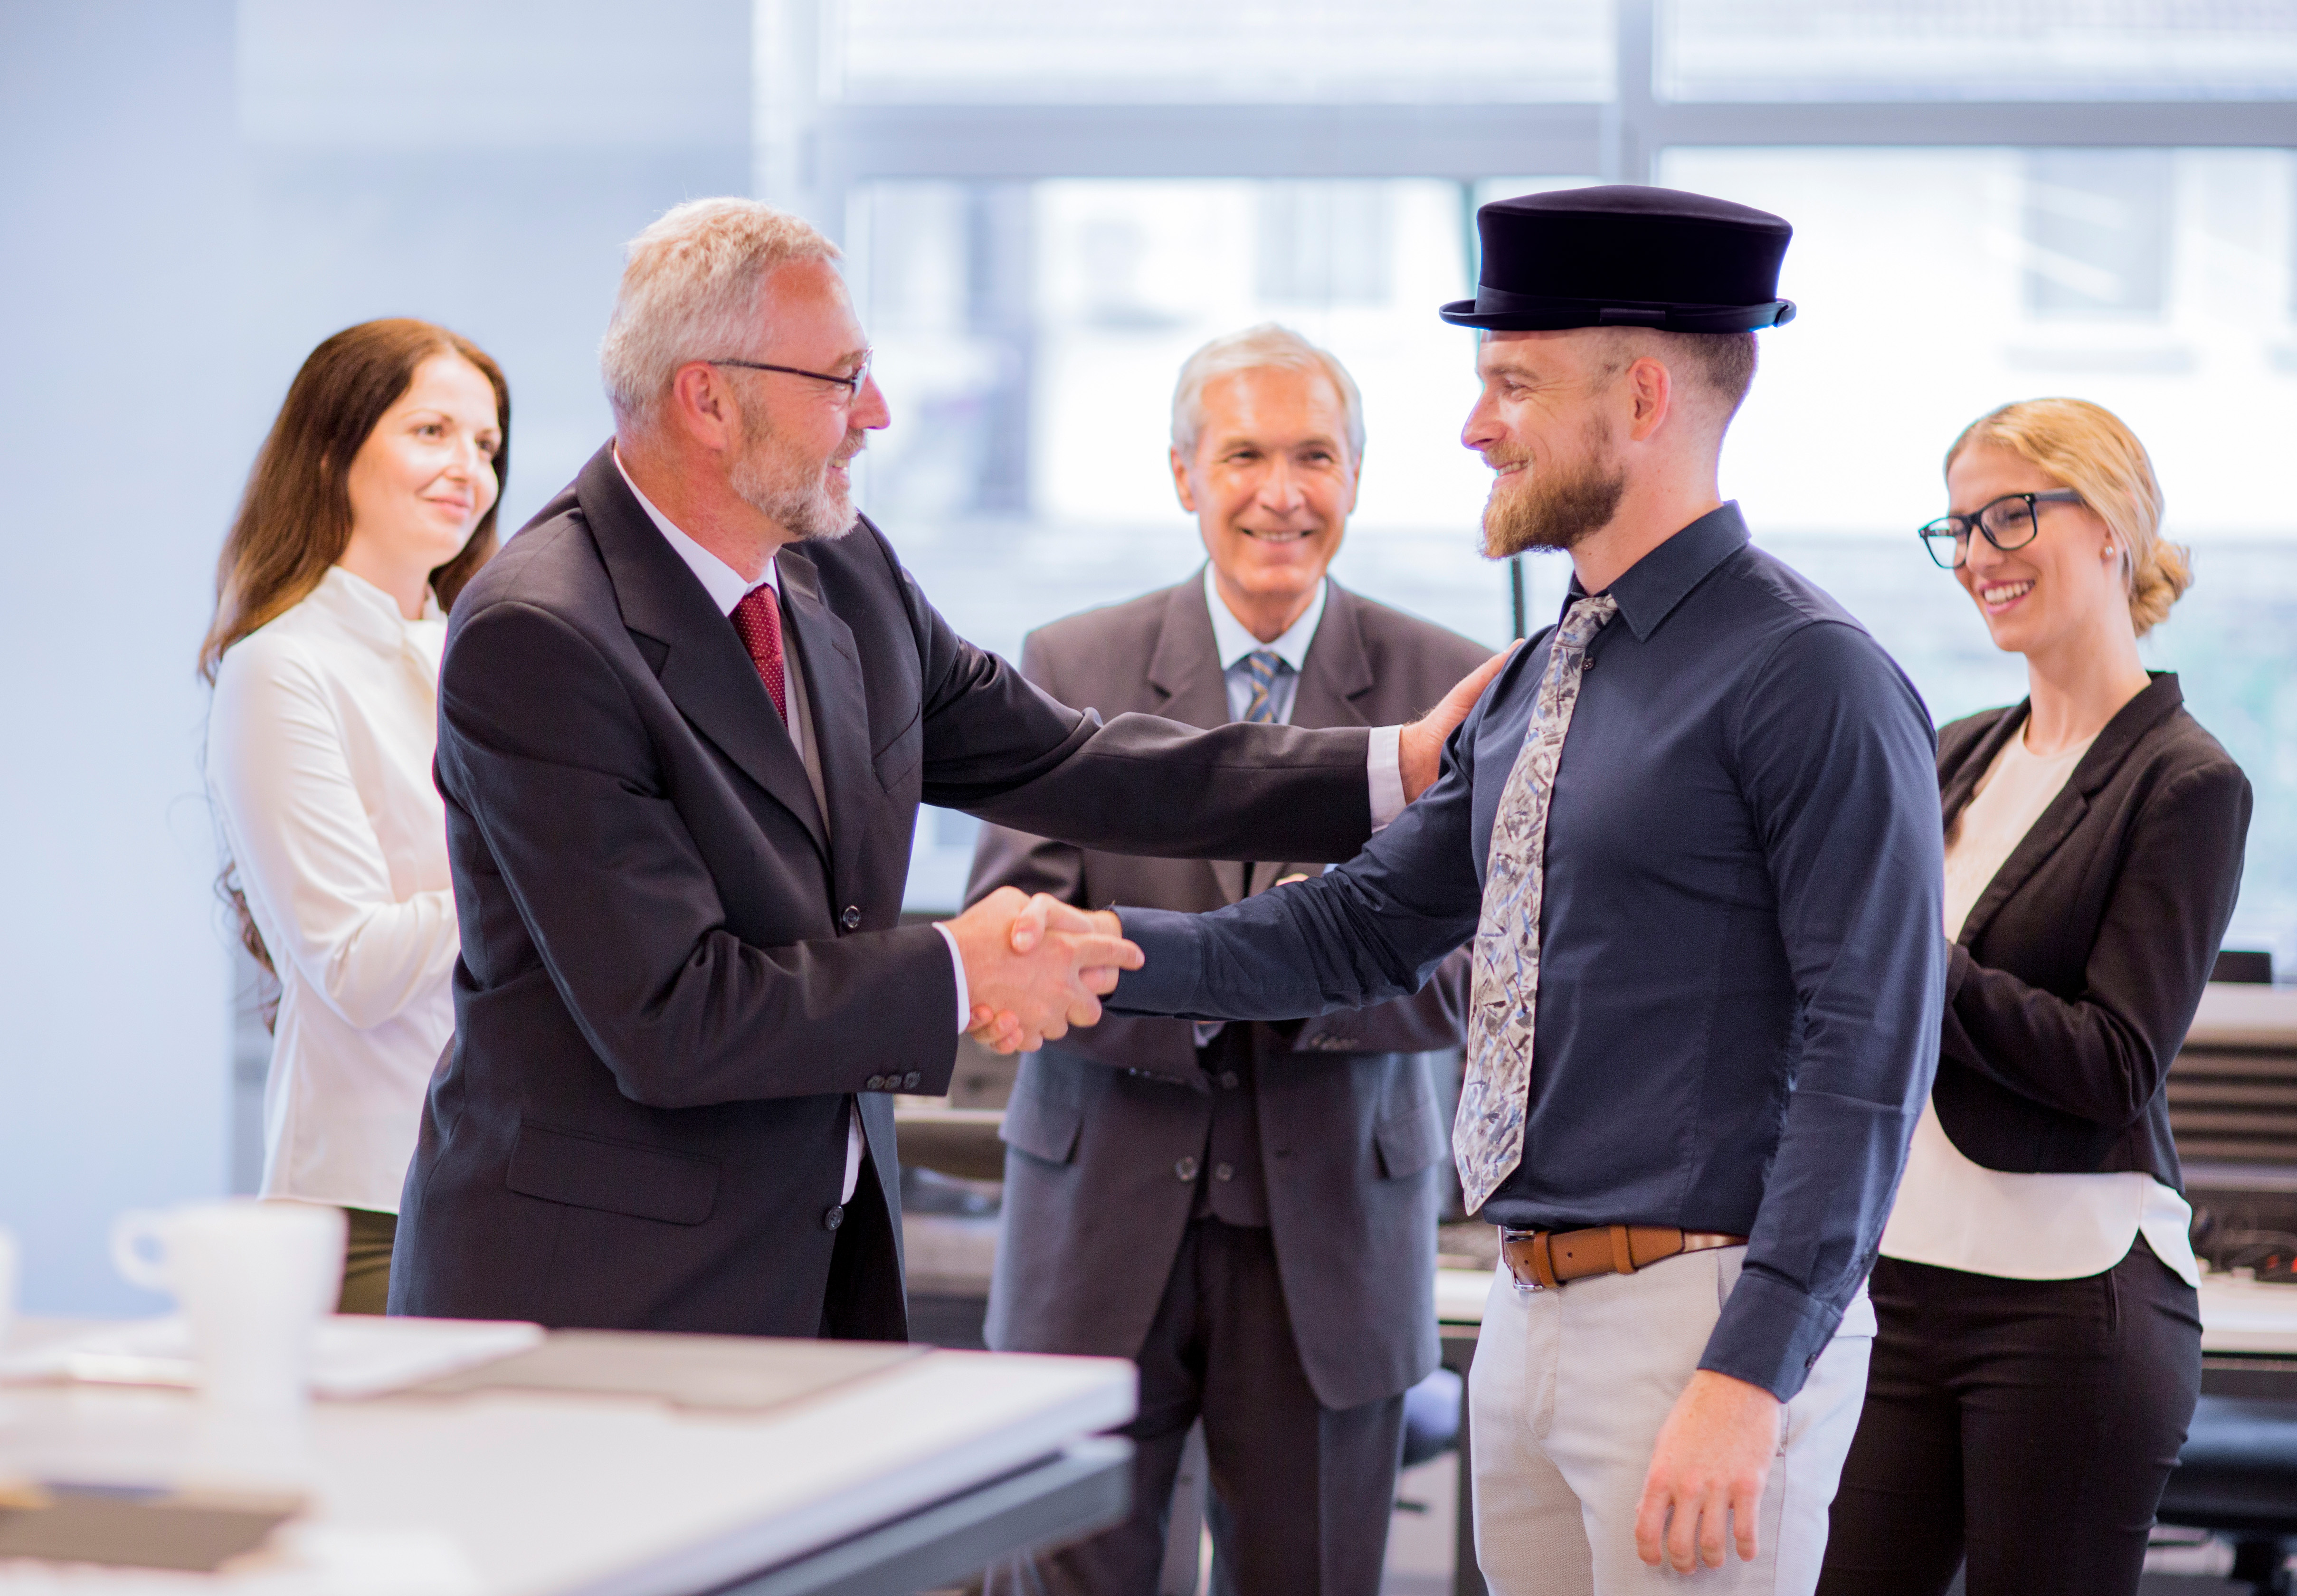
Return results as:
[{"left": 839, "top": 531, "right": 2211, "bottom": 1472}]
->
[
  {"left": 388, "top": 200, "right": 1499, "bottom": 1340},
  {"left": 1078, "top": 186, "right": 1947, "bottom": 1593}
]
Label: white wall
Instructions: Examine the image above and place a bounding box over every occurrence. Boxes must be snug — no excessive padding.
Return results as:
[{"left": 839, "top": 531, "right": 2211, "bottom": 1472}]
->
[
  {"left": 0, "top": 0, "right": 754, "bottom": 1313},
  {"left": 0, "top": 1, "right": 244, "bottom": 1312}
]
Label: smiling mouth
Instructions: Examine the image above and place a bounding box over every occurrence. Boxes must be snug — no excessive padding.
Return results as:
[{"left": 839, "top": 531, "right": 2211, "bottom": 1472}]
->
[
  {"left": 1980, "top": 580, "right": 2033, "bottom": 607},
  {"left": 1241, "top": 528, "right": 1313, "bottom": 543}
]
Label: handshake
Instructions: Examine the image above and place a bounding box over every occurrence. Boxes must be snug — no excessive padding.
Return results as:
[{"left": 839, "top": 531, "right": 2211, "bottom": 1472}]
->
[{"left": 943, "top": 887, "right": 1140, "bottom": 1055}]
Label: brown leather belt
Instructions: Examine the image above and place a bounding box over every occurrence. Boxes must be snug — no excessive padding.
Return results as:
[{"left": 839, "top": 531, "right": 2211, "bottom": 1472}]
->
[{"left": 1500, "top": 1225, "right": 1748, "bottom": 1292}]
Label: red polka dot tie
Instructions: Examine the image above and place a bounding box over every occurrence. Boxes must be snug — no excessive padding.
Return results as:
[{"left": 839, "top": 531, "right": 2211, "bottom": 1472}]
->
[{"left": 731, "top": 582, "right": 788, "bottom": 725}]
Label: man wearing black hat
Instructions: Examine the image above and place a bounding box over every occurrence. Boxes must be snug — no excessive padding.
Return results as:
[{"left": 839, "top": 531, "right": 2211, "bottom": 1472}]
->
[{"left": 1065, "top": 186, "right": 1947, "bottom": 1591}]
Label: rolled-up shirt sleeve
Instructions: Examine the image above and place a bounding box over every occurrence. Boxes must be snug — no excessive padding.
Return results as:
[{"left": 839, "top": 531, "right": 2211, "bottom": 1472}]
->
[{"left": 1700, "top": 621, "right": 1946, "bottom": 1398}]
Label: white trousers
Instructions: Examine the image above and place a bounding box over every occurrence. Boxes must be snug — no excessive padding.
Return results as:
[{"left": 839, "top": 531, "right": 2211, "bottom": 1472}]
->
[{"left": 1469, "top": 1246, "right": 1874, "bottom": 1596}]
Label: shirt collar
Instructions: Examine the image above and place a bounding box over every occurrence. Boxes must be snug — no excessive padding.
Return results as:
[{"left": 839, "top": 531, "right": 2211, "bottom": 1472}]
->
[
  {"left": 613, "top": 446, "right": 776, "bottom": 617},
  {"left": 1203, "top": 563, "right": 1327, "bottom": 674},
  {"left": 313, "top": 564, "right": 444, "bottom": 653},
  {"left": 1565, "top": 501, "right": 1750, "bottom": 643}
]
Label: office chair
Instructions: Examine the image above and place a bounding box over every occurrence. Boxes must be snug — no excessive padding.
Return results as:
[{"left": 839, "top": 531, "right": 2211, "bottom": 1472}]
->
[{"left": 2155, "top": 1395, "right": 2297, "bottom": 1595}]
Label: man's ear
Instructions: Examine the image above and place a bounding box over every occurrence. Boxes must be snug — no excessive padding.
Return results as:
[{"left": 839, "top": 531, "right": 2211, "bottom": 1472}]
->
[
  {"left": 1171, "top": 446, "right": 1198, "bottom": 513},
  {"left": 1340, "top": 444, "right": 1363, "bottom": 518},
  {"left": 668, "top": 361, "right": 740, "bottom": 454},
  {"left": 1625, "top": 356, "right": 1674, "bottom": 444}
]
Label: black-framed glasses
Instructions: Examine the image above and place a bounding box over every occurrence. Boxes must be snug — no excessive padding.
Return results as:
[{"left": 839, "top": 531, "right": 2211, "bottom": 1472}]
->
[
  {"left": 706, "top": 354, "right": 871, "bottom": 400},
  {"left": 1917, "top": 490, "right": 2084, "bottom": 570}
]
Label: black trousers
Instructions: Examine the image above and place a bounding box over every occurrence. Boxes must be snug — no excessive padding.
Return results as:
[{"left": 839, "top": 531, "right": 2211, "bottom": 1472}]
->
[
  {"left": 987, "top": 1217, "right": 1406, "bottom": 1596},
  {"left": 1818, "top": 1238, "right": 2201, "bottom": 1596}
]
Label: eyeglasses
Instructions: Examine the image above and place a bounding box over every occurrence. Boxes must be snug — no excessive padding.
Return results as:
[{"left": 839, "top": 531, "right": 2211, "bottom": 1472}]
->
[
  {"left": 1917, "top": 490, "right": 2084, "bottom": 570},
  {"left": 706, "top": 354, "right": 872, "bottom": 400}
]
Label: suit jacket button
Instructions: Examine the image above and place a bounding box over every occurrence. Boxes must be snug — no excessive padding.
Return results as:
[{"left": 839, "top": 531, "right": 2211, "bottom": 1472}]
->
[
  {"left": 842, "top": 905, "right": 863, "bottom": 930},
  {"left": 863, "top": 1074, "right": 882, "bottom": 1090},
  {"left": 1214, "top": 1162, "right": 1234, "bottom": 1182},
  {"left": 902, "top": 1071, "right": 921, "bottom": 1089},
  {"left": 1219, "top": 1071, "right": 1240, "bottom": 1089},
  {"left": 1174, "top": 1155, "right": 1199, "bottom": 1181},
  {"left": 823, "top": 1205, "right": 844, "bottom": 1231}
]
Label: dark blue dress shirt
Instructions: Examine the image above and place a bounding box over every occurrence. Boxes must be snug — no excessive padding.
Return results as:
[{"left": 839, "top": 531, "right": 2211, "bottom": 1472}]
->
[{"left": 1110, "top": 504, "right": 1946, "bottom": 1400}]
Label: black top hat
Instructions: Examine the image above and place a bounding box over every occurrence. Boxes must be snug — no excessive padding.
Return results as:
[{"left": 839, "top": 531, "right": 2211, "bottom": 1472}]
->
[{"left": 1440, "top": 185, "right": 1795, "bottom": 333}]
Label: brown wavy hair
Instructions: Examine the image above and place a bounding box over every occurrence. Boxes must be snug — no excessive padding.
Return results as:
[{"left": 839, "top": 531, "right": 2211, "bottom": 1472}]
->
[{"left": 201, "top": 319, "right": 510, "bottom": 995}]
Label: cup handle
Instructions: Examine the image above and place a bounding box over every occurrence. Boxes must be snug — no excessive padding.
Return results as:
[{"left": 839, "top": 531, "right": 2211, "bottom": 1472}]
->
[{"left": 110, "top": 1211, "right": 172, "bottom": 1293}]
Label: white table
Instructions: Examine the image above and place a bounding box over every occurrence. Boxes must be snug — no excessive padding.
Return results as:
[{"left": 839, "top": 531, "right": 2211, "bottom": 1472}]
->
[{"left": 0, "top": 1325, "right": 1136, "bottom": 1595}]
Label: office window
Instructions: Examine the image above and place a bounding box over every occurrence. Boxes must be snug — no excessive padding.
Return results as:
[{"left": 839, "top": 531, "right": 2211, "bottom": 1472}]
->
[
  {"left": 2024, "top": 150, "right": 2175, "bottom": 320},
  {"left": 1660, "top": 0, "right": 2297, "bottom": 102},
  {"left": 1664, "top": 146, "right": 2297, "bottom": 965},
  {"left": 827, "top": 0, "right": 1615, "bottom": 103},
  {"left": 850, "top": 177, "right": 1520, "bottom": 906}
]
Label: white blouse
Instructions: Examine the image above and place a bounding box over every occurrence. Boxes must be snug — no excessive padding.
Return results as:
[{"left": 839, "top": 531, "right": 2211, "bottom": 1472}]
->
[
  {"left": 206, "top": 566, "right": 459, "bottom": 1213},
  {"left": 1880, "top": 726, "right": 2201, "bottom": 1286}
]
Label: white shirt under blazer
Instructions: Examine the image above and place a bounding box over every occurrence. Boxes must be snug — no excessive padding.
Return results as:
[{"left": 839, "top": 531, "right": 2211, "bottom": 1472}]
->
[{"left": 206, "top": 565, "right": 459, "bottom": 1213}]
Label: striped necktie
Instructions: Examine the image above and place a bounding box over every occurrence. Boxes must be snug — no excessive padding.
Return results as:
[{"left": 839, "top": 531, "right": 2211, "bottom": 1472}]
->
[{"left": 1240, "top": 648, "right": 1287, "bottom": 724}]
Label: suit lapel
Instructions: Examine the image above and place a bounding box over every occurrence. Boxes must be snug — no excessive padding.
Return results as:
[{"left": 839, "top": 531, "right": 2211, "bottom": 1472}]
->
[
  {"left": 1147, "top": 575, "right": 1250, "bottom": 906},
  {"left": 1289, "top": 581, "right": 1376, "bottom": 732},
  {"left": 774, "top": 548, "right": 871, "bottom": 907},
  {"left": 1950, "top": 676, "right": 2185, "bottom": 947},
  {"left": 579, "top": 446, "right": 829, "bottom": 863},
  {"left": 1247, "top": 581, "right": 1374, "bottom": 898}
]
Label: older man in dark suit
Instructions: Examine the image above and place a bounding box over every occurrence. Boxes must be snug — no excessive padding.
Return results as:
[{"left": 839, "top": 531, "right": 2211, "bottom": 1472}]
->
[
  {"left": 389, "top": 206, "right": 1504, "bottom": 1344},
  {"left": 969, "top": 325, "right": 1495, "bottom": 1596}
]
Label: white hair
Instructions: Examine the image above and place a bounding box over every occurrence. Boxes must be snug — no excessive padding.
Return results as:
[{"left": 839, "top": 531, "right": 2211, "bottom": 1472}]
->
[
  {"left": 1170, "top": 323, "right": 1366, "bottom": 464},
  {"left": 599, "top": 198, "right": 840, "bottom": 429}
]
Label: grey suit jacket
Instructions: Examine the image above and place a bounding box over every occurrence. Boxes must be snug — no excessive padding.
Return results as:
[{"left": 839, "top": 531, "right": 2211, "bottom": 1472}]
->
[{"left": 968, "top": 573, "right": 1491, "bottom": 1410}]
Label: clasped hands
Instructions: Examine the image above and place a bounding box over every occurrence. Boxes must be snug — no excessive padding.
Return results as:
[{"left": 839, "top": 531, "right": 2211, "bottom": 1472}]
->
[
  {"left": 944, "top": 645, "right": 1520, "bottom": 1056},
  {"left": 944, "top": 887, "right": 1135, "bottom": 1054}
]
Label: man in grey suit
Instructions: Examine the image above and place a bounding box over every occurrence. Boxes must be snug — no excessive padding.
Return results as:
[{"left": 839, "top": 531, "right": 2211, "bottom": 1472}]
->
[{"left": 969, "top": 325, "right": 1496, "bottom": 1596}]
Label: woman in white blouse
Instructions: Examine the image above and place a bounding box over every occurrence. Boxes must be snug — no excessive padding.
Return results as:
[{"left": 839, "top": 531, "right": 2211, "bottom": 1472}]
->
[
  {"left": 1820, "top": 399, "right": 2250, "bottom": 1596},
  {"left": 199, "top": 319, "right": 507, "bottom": 1312}
]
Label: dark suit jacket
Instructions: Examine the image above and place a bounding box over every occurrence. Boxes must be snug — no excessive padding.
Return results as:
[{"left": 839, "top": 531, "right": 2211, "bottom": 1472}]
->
[
  {"left": 388, "top": 445, "right": 1377, "bottom": 1338},
  {"left": 968, "top": 575, "right": 1491, "bottom": 1411},
  {"left": 1936, "top": 673, "right": 2250, "bottom": 1184}
]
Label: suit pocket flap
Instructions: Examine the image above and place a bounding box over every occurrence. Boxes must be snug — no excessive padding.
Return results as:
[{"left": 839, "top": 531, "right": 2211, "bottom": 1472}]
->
[
  {"left": 506, "top": 1121, "right": 720, "bottom": 1226},
  {"left": 999, "top": 1092, "right": 1083, "bottom": 1167},
  {"left": 1375, "top": 1101, "right": 1444, "bottom": 1180}
]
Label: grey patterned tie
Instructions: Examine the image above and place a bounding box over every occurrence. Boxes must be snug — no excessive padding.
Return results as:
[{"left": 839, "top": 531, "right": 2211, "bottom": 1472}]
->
[
  {"left": 1240, "top": 648, "right": 1287, "bottom": 724},
  {"left": 1455, "top": 593, "right": 1619, "bottom": 1214}
]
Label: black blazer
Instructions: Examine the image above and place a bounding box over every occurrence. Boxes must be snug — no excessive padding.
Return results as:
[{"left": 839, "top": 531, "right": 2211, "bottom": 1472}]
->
[
  {"left": 388, "top": 444, "right": 1377, "bottom": 1338},
  {"left": 969, "top": 576, "right": 1490, "bottom": 1411},
  {"left": 1935, "top": 673, "right": 2250, "bottom": 1185}
]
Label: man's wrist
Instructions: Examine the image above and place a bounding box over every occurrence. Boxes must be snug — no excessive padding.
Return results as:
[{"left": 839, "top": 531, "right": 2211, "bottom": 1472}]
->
[{"left": 930, "top": 921, "right": 970, "bottom": 1032}]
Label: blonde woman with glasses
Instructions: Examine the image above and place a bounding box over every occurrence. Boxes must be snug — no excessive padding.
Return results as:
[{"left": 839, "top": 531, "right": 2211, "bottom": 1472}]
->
[{"left": 1819, "top": 399, "right": 2251, "bottom": 1596}]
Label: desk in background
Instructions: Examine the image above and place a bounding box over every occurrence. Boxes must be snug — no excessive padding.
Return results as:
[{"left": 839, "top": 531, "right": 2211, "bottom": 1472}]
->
[{"left": 0, "top": 1322, "right": 1135, "bottom": 1595}]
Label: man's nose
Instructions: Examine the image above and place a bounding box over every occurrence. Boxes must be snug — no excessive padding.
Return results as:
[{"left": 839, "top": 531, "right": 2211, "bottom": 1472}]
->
[
  {"left": 1256, "top": 458, "right": 1306, "bottom": 512},
  {"left": 852, "top": 372, "right": 892, "bottom": 431},
  {"left": 1462, "top": 392, "right": 1502, "bottom": 453}
]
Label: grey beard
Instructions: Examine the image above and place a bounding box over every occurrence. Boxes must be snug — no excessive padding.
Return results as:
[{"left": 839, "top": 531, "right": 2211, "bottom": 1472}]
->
[
  {"left": 730, "top": 428, "right": 860, "bottom": 543},
  {"left": 1481, "top": 429, "right": 1626, "bottom": 560}
]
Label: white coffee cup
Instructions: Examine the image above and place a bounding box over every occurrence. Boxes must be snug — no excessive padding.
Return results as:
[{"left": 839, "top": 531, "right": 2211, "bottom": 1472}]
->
[{"left": 111, "top": 1200, "right": 344, "bottom": 1410}]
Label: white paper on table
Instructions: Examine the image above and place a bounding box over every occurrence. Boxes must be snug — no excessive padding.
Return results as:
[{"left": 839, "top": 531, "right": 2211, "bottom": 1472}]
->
[{"left": 0, "top": 1315, "right": 544, "bottom": 1399}]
